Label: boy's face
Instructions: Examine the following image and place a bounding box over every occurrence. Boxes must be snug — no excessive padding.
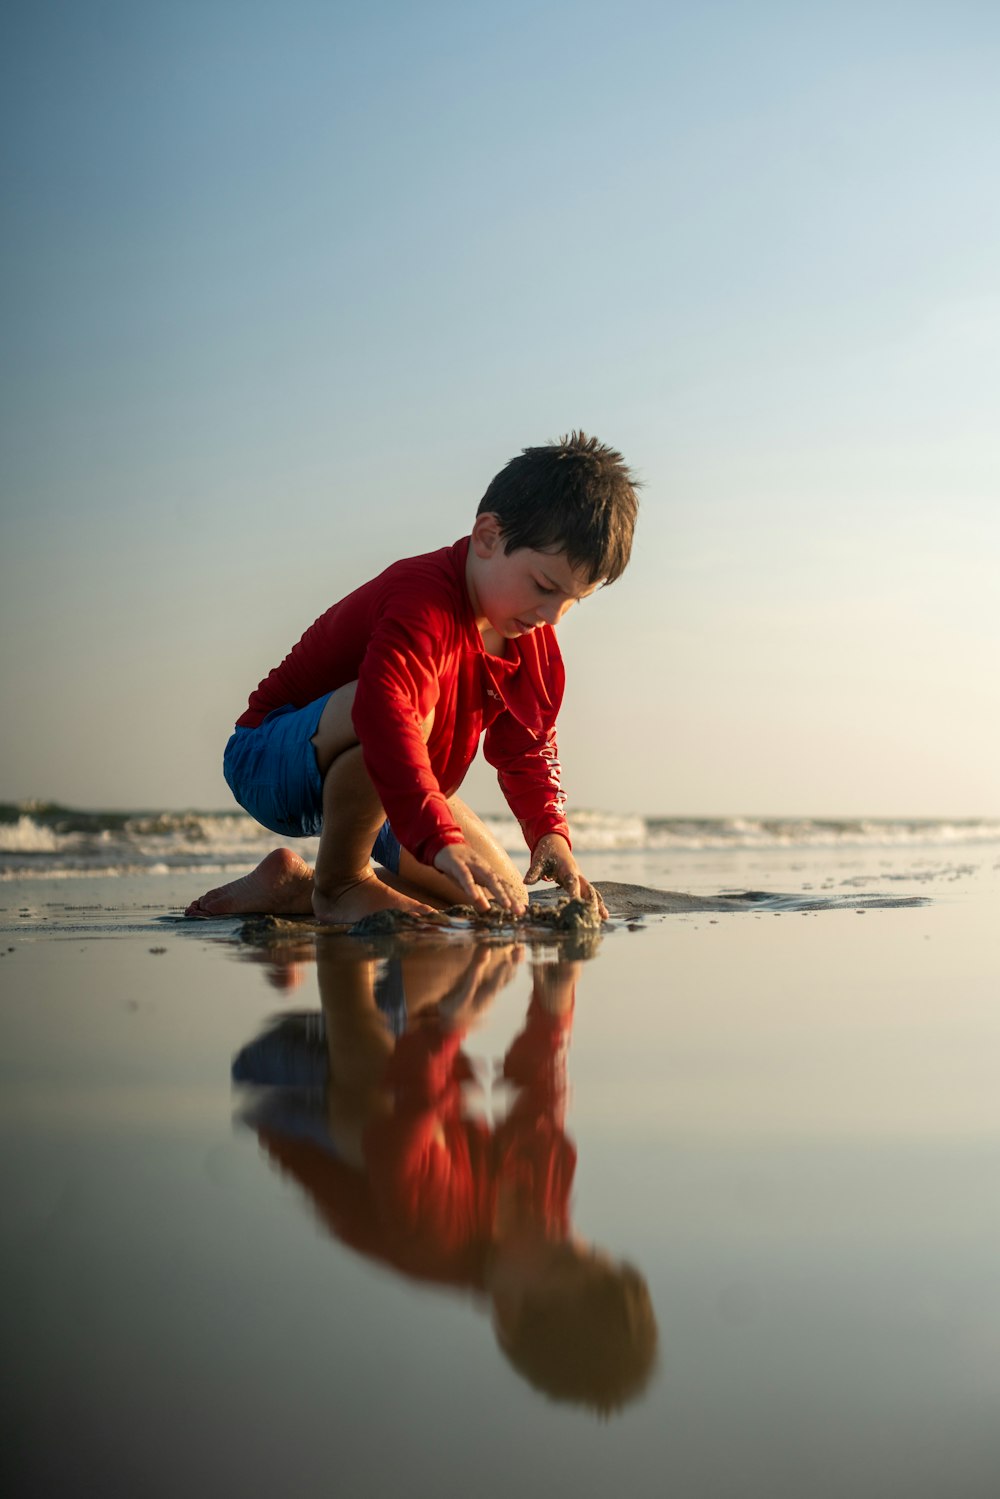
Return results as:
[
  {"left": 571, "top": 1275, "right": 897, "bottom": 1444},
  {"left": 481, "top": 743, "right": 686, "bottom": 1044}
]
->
[{"left": 467, "top": 513, "right": 600, "bottom": 640}]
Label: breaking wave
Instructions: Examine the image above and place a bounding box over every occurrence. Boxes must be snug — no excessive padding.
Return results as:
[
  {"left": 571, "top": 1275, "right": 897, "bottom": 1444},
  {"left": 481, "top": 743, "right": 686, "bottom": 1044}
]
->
[{"left": 2, "top": 801, "right": 998, "bottom": 880}]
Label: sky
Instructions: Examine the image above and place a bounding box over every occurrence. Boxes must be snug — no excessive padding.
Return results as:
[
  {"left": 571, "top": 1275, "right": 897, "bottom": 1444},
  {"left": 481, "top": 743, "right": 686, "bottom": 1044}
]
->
[{"left": 1, "top": 0, "right": 998, "bottom": 819}]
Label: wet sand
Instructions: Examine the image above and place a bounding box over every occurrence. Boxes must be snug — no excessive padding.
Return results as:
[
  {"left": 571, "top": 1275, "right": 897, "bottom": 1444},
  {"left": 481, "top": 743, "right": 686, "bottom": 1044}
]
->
[{"left": 2, "top": 842, "right": 999, "bottom": 1496}]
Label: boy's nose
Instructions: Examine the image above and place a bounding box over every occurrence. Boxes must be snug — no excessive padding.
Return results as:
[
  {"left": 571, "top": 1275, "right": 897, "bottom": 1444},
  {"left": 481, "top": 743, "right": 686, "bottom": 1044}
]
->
[{"left": 539, "top": 598, "right": 572, "bottom": 626}]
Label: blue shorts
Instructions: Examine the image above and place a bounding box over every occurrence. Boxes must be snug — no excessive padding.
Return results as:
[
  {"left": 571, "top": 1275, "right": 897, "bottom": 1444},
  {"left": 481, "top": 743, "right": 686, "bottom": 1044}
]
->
[{"left": 223, "top": 695, "right": 402, "bottom": 872}]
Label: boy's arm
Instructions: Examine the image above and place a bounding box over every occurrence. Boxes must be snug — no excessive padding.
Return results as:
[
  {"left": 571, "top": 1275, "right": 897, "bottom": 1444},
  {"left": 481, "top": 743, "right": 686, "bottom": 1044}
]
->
[
  {"left": 483, "top": 718, "right": 570, "bottom": 849},
  {"left": 352, "top": 614, "right": 465, "bottom": 866},
  {"left": 352, "top": 613, "right": 527, "bottom": 914},
  {"left": 483, "top": 719, "right": 608, "bottom": 918}
]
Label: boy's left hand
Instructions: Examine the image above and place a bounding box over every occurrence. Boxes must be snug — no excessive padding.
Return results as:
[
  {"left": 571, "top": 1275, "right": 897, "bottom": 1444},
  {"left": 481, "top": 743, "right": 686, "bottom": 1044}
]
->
[{"left": 525, "top": 833, "right": 608, "bottom": 920}]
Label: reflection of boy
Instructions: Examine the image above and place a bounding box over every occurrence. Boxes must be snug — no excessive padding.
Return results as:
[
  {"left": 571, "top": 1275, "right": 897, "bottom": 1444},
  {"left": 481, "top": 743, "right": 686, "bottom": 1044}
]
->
[
  {"left": 253, "top": 965, "right": 657, "bottom": 1414},
  {"left": 188, "top": 433, "right": 638, "bottom": 926}
]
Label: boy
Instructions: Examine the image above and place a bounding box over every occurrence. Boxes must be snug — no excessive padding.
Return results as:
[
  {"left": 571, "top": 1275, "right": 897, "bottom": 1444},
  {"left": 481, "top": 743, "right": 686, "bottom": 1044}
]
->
[{"left": 187, "top": 432, "right": 638, "bottom": 924}]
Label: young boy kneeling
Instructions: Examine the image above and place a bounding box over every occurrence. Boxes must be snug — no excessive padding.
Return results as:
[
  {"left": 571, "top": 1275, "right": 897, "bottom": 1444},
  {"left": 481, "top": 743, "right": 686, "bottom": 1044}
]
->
[{"left": 187, "top": 432, "right": 638, "bottom": 924}]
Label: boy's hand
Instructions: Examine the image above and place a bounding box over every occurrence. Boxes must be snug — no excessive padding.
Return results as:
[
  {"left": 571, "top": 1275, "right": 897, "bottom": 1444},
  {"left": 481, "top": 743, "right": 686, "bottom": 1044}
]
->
[
  {"left": 433, "top": 843, "right": 528, "bottom": 917},
  {"left": 525, "top": 833, "right": 608, "bottom": 920},
  {"left": 438, "top": 943, "right": 524, "bottom": 1030}
]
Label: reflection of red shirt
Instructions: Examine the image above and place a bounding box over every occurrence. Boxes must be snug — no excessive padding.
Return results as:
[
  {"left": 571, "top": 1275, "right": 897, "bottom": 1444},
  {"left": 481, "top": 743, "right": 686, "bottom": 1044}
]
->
[
  {"left": 257, "top": 996, "right": 575, "bottom": 1292},
  {"left": 236, "top": 537, "right": 570, "bottom": 864}
]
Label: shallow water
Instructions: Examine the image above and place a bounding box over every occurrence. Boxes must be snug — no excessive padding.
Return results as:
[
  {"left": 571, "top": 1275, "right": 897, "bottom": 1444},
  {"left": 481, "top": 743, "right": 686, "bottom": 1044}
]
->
[{"left": 2, "top": 846, "right": 999, "bottom": 1497}]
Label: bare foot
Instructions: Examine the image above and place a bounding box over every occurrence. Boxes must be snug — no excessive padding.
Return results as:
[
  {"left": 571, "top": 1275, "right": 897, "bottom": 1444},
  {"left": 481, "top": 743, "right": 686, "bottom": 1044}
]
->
[
  {"left": 185, "top": 848, "right": 315, "bottom": 918},
  {"left": 312, "top": 868, "right": 435, "bottom": 925}
]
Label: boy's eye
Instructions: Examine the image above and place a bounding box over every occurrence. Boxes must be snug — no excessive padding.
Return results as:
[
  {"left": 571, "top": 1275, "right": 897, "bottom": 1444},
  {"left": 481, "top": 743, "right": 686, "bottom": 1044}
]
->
[{"left": 535, "top": 580, "right": 557, "bottom": 595}]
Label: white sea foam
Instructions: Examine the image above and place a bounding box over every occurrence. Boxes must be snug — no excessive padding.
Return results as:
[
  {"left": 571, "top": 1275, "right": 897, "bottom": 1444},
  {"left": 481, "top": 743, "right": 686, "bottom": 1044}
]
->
[
  {"left": 2, "top": 804, "right": 998, "bottom": 879},
  {"left": 0, "top": 815, "right": 62, "bottom": 853}
]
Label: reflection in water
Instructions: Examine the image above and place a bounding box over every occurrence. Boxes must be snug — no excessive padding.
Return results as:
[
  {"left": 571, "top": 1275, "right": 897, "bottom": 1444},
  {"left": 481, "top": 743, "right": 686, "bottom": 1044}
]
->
[{"left": 233, "top": 936, "right": 658, "bottom": 1414}]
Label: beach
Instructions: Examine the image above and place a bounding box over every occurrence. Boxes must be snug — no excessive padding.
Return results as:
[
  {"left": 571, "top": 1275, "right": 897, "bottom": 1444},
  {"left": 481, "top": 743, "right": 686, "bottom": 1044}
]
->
[
  {"left": 5, "top": 0, "right": 997, "bottom": 1491},
  {"left": 3, "top": 827, "right": 999, "bottom": 1496}
]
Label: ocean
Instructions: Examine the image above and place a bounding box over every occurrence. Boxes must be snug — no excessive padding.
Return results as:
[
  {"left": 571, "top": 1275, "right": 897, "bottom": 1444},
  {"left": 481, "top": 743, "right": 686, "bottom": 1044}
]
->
[{"left": 3, "top": 801, "right": 998, "bottom": 880}]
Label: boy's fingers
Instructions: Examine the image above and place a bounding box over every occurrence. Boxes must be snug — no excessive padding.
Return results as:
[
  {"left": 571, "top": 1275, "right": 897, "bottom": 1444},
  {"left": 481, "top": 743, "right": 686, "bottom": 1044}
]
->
[
  {"left": 471, "top": 863, "right": 504, "bottom": 907},
  {"left": 470, "top": 880, "right": 493, "bottom": 913},
  {"left": 525, "top": 841, "right": 555, "bottom": 885},
  {"left": 475, "top": 864, "right": 526, "bottom": 916},
  {"left": 443, "top": 847, "right": 525, "bottom": 917},
  {"left": 456, "top": 864, "right": 490, "bottom": 913},
  {"left": 579, "top": 876, "right": 608, "bottom": 919},
  {"left": 441, "top": 848, "right": 492, "bottom": 912},
  {"left": 476, "top": 868, "right": 517, "bottom": 914}
]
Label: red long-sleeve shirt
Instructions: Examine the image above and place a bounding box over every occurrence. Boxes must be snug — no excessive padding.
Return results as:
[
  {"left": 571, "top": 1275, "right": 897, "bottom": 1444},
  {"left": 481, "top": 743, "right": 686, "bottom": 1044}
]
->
[
  {"left": 256, "top": 994, "right": 577, "bottom": 1292},
  {"left": 236, "top": 537, "right": 570, "bottom": 864}
]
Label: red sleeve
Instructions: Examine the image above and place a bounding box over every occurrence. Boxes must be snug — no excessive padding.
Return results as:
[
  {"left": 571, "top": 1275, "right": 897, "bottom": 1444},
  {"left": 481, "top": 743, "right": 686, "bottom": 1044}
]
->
[
  {"left": 382, "top": 1024, "right": 470, "bottom": 1105},
  {"left": 482, "top": 624, "right": 571, "bottom": 854},
  {"left": 502, "top": 990, "right": 573, "bottom": 1115},
  {"left": 364, "top": 1028, "right": 493, "bottom": 1274},
  {"left": 484, "top": 715, "right": 572, "bottom": 853},
  {"left": 352, "top": 610, "right": 467, "bottom": 866},
  {"left": 496, "top": 995, "right": 577, "bottom": 1236}
]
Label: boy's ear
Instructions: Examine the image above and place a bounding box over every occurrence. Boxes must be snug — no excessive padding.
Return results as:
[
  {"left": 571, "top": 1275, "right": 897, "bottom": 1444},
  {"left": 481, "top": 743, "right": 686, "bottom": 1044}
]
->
[{"left": 471, "top": 511, "right": 503, "bottom": 559}]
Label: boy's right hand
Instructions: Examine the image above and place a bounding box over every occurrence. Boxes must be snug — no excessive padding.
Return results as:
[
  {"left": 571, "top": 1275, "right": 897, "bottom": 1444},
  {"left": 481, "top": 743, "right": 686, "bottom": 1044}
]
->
[
  {"left": 438, "top": 943, "right": 524, "bottom": 1029},
  {"left": 433, "top": 843, "right": 528, "bottom": 917}
]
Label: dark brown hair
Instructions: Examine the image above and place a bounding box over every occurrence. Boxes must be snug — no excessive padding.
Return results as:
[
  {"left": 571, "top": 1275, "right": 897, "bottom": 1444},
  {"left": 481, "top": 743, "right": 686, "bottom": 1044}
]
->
[
  {"left": 478, "top": 431, "right": 639, "bottom": 585},
  {"left": 497, "top": 1248, "right": 658, "bottom": 1415}
]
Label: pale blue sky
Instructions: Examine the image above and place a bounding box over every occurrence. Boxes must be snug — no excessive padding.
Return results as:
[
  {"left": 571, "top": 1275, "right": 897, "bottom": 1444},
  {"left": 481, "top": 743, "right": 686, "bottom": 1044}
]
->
[{"left": 2, "top": 0, "right": 997, "bottom": 816}]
